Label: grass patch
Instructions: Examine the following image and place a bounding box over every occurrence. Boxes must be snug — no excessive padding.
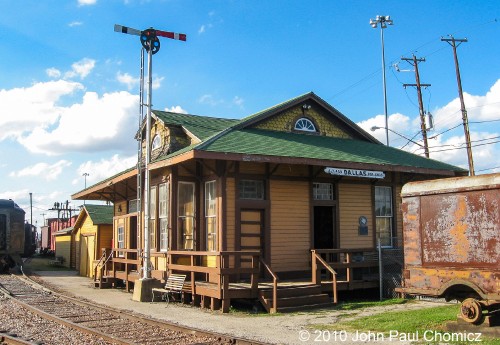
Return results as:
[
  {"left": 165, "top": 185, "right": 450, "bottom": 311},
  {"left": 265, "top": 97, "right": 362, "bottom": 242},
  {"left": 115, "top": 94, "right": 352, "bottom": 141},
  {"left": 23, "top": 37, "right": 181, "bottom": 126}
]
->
[
  {"left": 315, "top": 304, "right": 500, "bottom": 345},
  {"left": 334, "top": 298, "right": 409, "bottom": 311},
  {"left": 337, "top": 304, "right": 457, "bottom": 333}
]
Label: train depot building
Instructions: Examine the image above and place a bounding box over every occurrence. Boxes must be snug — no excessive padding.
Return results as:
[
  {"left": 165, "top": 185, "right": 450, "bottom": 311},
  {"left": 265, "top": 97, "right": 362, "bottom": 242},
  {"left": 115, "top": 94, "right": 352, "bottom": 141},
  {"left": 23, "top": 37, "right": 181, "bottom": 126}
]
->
[{"left": 72, "top": 92, "right": 466, "bottom": 313}]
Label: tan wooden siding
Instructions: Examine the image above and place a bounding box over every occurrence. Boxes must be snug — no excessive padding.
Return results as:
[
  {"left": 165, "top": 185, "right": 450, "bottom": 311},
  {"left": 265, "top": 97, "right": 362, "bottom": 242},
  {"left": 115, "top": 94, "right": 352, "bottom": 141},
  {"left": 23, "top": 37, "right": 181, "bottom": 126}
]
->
[
  {"left": 74, "top": 228, "right": 81, "bottom": 273},
  {"left": 239, "top": 162, "right": 266, "bottom": 175},
  {"left": 98, "top": 224, "right": 113, "bottom": 254},
  {"left": 338, "top": 183, "right": 374, "bottom": 249},
  {"left": 55, "top": 235, "right": 71, "bottom": 268},
  {"left": 224, "top": 177, "right": 235, "bottom": 277},
  {"left": 80, "top": 216, "right": 97, "bottom": 236},
  {"left": 115, "top": 201, "right": 127, "bottom": 217},
  {"left": 272, "top": 164, "right": 309, "bottom": 177},
  {"left": 70, "top": 234, "right": 76, "bottom": 269},
  {"left": 269, "top": 180, "right": 310, "bottom": 272}
]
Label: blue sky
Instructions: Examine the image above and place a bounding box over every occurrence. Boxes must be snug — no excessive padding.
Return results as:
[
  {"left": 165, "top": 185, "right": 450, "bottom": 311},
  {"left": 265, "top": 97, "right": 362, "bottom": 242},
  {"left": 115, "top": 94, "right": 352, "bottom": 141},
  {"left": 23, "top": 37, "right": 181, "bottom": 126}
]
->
[{"left": 1, "top": 0, "right": 499, "bottom": 228}]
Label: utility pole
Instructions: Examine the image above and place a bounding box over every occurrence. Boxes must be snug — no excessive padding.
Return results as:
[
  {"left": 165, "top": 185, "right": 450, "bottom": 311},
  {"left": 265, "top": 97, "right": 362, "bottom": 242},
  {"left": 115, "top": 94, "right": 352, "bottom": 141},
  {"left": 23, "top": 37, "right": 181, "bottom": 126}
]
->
[
  {"left": 82, "top": 172, "right": 89, "bottom": 205},
  {"left": 370, "top": 15, "right": 394, "bottom": 146},
  {"left": 29, "top": 192, "right": 33, "bottom": 228},
  {"left": 441, "top": 35, "right": 474, "bottom": 175},
  {"left": 402, "top": 54, "right": 431, "bottom": 158}
]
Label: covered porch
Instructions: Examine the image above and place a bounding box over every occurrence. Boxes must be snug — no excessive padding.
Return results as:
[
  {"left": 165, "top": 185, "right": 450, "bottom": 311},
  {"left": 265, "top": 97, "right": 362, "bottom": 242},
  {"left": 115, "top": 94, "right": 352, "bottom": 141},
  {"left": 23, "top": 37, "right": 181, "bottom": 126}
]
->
[{"left": 94, "top": 247, "right": 380, "bottom": 313}]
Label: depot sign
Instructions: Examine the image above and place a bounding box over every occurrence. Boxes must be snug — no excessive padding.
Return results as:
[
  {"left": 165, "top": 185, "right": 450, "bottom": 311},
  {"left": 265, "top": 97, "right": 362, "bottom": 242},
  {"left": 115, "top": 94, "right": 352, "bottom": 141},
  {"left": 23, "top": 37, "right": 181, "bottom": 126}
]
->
[{"left": 324, "top": 167, "right": 385, "bottom": 179}]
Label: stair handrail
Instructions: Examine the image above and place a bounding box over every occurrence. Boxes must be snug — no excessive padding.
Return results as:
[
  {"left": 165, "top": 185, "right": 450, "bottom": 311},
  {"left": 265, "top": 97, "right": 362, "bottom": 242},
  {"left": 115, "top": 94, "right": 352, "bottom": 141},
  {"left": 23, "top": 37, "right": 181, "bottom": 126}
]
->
[
  {"left": 93, "top": 250, "right": 107, "bottom": 282},
  {"left": 259, "top": 257, "right": 279, "bottom": 313},
  {"left": 94, "top": 249, "right": 114, "bottom": 282},
  {"left": 311, "top": 250, "right": 338, "bottom": 304}
]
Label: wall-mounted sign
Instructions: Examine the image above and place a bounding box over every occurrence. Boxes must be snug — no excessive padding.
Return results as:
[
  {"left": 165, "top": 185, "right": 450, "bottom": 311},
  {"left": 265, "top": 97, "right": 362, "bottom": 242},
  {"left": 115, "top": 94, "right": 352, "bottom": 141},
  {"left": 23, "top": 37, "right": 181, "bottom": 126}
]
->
[{"left": 324, "top": 167, "right": 385, "bottom": 179}]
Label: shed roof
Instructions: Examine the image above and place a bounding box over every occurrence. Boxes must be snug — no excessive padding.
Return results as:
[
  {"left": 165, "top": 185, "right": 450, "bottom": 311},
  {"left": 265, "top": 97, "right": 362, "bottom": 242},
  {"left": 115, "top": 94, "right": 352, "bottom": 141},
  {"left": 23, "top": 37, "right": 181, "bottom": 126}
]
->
[{"left": 83, "top": 204, "right": 114, "bottom": 225}]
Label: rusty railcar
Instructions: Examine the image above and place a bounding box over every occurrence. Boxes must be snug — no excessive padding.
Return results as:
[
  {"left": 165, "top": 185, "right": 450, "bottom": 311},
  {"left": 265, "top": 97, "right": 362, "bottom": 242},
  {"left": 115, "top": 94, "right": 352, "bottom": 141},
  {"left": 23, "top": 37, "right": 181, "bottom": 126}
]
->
[
  {"left": 0, "top": 199, "right": 26, "bottom": 272},
  {"left": 399, "top": 173, "right": 500, "bottom": 324}
]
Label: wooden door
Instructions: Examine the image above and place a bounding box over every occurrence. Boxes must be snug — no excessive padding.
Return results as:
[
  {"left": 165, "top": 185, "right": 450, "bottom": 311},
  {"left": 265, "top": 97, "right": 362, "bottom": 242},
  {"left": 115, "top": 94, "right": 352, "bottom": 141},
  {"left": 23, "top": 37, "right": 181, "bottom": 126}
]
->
[
  {"left": 239, "top": 209, "right": 264, "bottom": 272},
  {"left": 80, "top": 235, "right": 95, "bottom": 278}
]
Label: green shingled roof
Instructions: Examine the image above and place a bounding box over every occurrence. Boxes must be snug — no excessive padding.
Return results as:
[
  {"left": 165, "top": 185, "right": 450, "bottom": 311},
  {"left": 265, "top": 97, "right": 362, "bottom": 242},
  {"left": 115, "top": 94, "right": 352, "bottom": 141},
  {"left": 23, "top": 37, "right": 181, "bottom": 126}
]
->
[
  {"left": 150, "top": 93, "right": 464, "bottom": 174},
  {"left": 153, "top": 110, "right": 239, "bottom": 140},
  {"left": 200, "top": 128, "right": 463, "bottom": 172},
  {"left": 83, "top": 204, "right": 113, "bottom": 225}
]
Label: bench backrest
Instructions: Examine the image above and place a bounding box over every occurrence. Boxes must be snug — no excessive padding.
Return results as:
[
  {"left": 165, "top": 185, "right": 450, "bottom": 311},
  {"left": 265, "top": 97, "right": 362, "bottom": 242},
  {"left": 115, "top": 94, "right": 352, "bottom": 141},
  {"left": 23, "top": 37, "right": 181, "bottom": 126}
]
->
[{"left": 165, "top": 274, "right": 186, "bottom": 291}]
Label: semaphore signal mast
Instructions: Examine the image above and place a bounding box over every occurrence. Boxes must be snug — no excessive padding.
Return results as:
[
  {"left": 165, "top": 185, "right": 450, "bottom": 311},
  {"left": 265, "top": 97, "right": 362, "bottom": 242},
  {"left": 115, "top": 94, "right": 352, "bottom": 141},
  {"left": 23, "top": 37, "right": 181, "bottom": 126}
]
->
[{"left": 114, "top": 24, "right": 186, "bottom": 282}]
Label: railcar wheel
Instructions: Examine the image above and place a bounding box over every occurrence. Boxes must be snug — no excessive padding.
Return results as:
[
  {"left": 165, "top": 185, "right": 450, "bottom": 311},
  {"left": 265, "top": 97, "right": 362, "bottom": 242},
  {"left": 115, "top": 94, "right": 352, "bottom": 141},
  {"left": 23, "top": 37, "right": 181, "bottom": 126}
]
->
[{"left": 460, "top": 298, "right": 483, "bottom": 324}]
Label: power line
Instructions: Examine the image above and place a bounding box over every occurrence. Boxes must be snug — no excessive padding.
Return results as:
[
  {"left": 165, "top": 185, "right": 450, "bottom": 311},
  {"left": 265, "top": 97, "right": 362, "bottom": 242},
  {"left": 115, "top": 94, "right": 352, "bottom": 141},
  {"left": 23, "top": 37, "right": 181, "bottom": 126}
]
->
[
  {"left": 425, "top": 139, "right": 500, "bottom": 154},
  {"left": 476, "top": 165, "right": 500, "bottom": 173}
]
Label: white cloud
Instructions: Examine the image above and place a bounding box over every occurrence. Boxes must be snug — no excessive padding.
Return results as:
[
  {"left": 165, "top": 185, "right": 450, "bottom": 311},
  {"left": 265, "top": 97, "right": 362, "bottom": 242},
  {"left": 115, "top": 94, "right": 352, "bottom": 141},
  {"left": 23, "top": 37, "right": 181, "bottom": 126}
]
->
[
  {"left": 68, "top": 21, "right": 83, "bottom": 27},
  {"left": 152, "top": 76, "right": 164, "bottom": 90},
  {"left": 46, "top": 68, "right": 61, "bottom": 78},
  {"left": 198, "top": 25, "right": 206, "bottom": 34},
  {"left": 78, "top": 0, "right": 97, "bottom": 6},
  {"left": 73, "top": 154, "right": 137, "bottom": 186},
  {"left": 64, "top": 58, "right": 96, "bottom": 79},
  {"left": 233, "top": 96, "right": 244, "bottom": 107},
  {"left": 357, "top": 112, "right": 411, "bottom": 145},
  {"left": 198, "top": 94, "right": 223, "bottom": 106},
  {"left": 357, "top": 79, "right": 500, "bottom": 174},
  {"left": 10, "top": 160, "right": 72, "bottom": 181},
  {"left": 117, "top": 72, "right": 139, "bottom": 90},
  {"left": 0, "top": 189, "right": 31, "bottom": 202},
  {"left": 0, "top": 80, "right": 84, "bottom": 140},
  {"left": 18, "top": 90, "right": 139, "bottom": 155},
  {"left": 165, "top": 105, "right": 188, "bottom": 114}
]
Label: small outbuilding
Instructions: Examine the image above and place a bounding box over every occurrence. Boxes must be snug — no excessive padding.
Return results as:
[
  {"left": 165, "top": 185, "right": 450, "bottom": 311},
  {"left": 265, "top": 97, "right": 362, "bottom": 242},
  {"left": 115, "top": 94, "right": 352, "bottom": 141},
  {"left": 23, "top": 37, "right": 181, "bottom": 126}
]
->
[
  {"left": 73, "top": 204, "right": 113, "bottom": 278},
  {"left": 54, "top": 227, "right": 73, "bottom": 268}
]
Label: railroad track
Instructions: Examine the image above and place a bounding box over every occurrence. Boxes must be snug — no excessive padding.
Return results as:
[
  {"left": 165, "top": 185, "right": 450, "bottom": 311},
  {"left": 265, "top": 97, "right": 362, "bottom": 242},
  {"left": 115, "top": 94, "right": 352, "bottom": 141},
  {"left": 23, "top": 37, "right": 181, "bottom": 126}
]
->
[{"left": 0, "top": 274, "right": 267, "bottom": 345}]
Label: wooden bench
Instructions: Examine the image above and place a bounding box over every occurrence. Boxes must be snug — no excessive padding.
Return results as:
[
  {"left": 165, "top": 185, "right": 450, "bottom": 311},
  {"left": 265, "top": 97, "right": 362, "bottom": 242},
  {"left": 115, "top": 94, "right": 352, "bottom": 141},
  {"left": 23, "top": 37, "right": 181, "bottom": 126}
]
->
[{"left": 152, "top": 274, "right": 186, "bottom": 303}]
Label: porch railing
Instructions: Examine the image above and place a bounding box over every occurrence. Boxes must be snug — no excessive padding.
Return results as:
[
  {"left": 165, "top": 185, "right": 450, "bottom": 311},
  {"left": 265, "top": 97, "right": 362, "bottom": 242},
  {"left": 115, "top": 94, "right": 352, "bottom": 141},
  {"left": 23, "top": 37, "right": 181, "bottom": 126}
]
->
[
  {"left": 311, "top": 250, "right": 338, "bottom": 303},
  {"left": 260, "top": 257, "right": 279, "bottom": 313},
  {"left": 312, "top": 248, "right": 380, "bottom": 300},
  {"left": 167, "top": 250, "right": 261, "bottom": 299}
]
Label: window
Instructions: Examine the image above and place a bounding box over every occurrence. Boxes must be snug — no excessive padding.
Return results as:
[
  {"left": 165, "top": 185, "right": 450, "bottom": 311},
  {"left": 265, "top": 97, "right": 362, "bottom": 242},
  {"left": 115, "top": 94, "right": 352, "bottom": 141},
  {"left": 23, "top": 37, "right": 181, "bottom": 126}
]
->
[
  {"left": 294, "top": 117, "right": 316, "bottom": 132},
  {"left": 159, "top": 183, "right": 169, "bottom": 251},
  {"left": 178, "top": 182, "right": 195, "bottom": 250},
  {"left": 128, "top": 199, "right": 139, "bottom": 213},
  {"left": 152, "top": 134, "right": 161, "bottom": 150},
  {"left": 117, "top": 225, "right": 125, "bottom": 257},
  {"left": 149, "top": 186, "right": 157, "bottom": 250},
  {"left": 375, "top": 186, "right": 393, "bottom": 247},
  {"left": 313, "top": 183, "right": 334, "bottom": 200},
  {"left": 205, "top": 181, "right": 217, "bottom": 252},
  {"left": 239, "top": 180, "right": 265, "bottom": 200}
]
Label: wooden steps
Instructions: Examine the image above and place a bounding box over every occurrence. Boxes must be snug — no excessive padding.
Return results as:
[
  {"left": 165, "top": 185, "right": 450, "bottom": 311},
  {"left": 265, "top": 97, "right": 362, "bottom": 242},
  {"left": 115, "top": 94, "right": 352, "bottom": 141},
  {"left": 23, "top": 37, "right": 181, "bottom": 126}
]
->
[
  {"left": 258, "top": 284, "right": 332, "bottom": 313},
  {"left": 94, "top": 276, "right": 119, "bottom": 289}
]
